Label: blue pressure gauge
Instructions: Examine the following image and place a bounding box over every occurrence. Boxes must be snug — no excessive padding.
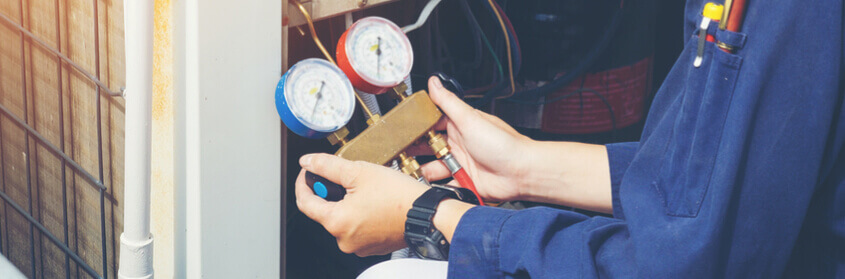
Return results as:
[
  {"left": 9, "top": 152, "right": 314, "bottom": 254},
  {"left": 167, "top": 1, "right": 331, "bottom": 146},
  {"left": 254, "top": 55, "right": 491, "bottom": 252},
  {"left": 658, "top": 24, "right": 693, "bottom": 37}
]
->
[{"left": 275, "top": 58, "right": 356, "bottom": 139}]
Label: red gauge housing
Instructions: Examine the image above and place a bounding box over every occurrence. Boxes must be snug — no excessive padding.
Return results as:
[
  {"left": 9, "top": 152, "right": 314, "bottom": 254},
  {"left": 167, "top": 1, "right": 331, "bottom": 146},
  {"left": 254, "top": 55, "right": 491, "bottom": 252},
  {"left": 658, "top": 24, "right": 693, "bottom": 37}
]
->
[{"left": 336, "top": 17, "right": 413, "bottom": 95}]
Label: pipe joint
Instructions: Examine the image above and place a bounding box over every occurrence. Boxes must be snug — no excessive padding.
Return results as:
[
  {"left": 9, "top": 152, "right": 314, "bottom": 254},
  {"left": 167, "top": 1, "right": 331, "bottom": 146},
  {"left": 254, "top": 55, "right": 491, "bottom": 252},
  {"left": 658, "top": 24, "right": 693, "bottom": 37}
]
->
[
  {"left": 118, "top": 233, "right": 154, "bottom": 279},
  {"left": 441, "top": 153, "right": 461, "bottom": 174}
]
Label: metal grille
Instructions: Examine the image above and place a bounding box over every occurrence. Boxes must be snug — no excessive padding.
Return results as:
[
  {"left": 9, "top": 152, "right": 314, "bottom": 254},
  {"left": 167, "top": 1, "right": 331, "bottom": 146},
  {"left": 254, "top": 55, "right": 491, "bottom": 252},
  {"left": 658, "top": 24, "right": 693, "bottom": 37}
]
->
[{"left": 0, "top": 0, "right": 123, "bottom": 278}]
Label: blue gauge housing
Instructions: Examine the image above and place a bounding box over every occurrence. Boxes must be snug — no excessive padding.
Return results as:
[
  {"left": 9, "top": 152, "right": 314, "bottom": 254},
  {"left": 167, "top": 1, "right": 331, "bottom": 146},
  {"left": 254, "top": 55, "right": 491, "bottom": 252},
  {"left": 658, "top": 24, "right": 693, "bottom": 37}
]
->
[
  {"left": 275, "top": 71, "right": 326, "bottom": 139},
  {"left": 275, "top": 59, "right": 356, "bottom": 139}
]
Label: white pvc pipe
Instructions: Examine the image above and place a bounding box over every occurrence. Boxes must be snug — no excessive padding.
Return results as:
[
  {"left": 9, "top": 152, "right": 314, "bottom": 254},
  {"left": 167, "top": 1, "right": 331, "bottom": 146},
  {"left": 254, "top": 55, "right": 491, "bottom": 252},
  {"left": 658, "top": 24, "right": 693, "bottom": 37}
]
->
[{"left": 119, "top": 0, "right": 155, "bottom": 278}]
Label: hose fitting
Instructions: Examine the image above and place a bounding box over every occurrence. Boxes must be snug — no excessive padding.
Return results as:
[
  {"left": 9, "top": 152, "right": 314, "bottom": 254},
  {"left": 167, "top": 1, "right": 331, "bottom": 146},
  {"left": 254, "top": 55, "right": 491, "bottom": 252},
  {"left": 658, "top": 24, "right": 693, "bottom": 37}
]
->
[
  {"left": 427, "top": 131, "right": 450, "bottom": 159},
  {"left": 398, "top": 152, "right": 426, "bottom": 183}
]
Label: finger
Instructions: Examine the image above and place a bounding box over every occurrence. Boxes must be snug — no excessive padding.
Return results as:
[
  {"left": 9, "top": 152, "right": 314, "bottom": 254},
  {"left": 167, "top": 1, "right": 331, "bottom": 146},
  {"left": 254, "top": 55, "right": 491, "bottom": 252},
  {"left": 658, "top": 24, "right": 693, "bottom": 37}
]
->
[
  {"left": 300, "top": 153, "right": 363, "bottom": 188},
  {"left": 428, "top": 76, "right": 479, "bottom": 129},
  {"left": 294, "top": 169, "right": 333, "bottom": 223},
  {"left": 420, "top": 160, "right": 451, "bottom": 181},
  {"left": 431, "top": 117, "right": 453, "bottom": 132}
]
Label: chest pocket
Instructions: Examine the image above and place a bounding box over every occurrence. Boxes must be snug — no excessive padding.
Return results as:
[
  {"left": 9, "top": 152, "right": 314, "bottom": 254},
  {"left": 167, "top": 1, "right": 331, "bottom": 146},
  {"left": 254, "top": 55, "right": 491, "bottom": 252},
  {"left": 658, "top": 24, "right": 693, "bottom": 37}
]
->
[{"left": 653, "top": 28, "right": 745, "bottom": 218}]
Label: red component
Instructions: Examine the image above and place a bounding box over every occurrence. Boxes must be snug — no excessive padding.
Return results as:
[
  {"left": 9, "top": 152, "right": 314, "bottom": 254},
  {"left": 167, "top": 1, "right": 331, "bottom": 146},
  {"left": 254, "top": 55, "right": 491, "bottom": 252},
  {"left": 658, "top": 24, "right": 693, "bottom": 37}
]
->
[
  {"left": 541, "top": 57, "right": 653, "bottom": 134},
  {"left": 707, "top": 18, "right": 718, "bottom": 43},
  {"left": 727, "top": 0, "right": 747, "bottom": 32},
  {"left": 453, "top": 168, "right": 484, "bottom": 206},
  {"left": 336, "top": 29, "right": 390, "bottom": 94}
]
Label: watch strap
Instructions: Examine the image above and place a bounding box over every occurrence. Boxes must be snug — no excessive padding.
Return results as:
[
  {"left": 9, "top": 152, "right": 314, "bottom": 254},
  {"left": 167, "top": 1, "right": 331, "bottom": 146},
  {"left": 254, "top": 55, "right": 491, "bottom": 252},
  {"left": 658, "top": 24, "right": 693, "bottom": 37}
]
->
[
  {"left": 405, "top": 187, "right": 457, "bottom": 237},
  {"left": 405, "top": 186, "right": 463, "bottom": 260}
]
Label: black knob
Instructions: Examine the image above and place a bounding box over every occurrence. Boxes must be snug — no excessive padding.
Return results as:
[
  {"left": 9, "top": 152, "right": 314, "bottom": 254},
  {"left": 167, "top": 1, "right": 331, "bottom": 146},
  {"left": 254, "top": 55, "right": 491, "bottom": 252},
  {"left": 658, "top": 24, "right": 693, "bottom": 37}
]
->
[{"left": 305, "top": 171, "right": 346, "bottom": 201}]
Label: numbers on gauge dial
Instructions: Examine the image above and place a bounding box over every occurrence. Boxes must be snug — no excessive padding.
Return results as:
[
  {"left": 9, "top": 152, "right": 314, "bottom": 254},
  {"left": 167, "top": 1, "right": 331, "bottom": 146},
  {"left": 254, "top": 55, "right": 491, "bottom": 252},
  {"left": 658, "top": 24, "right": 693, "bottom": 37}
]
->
[
  {"left": 349, "top": 21, "right": 411, "bottom": 85},
  {"left": 286, "top": 63, "right": 353, "bottom": 131}
]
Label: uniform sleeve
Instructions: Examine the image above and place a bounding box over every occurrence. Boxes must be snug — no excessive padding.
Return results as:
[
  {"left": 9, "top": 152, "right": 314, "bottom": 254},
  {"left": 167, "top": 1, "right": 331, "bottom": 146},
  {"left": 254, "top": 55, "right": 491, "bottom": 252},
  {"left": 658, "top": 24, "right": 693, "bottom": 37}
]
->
[
  {"left": 605, "top": 142, "right": 638, "bottom": 219},
  {"left": 448, "top": 206, "right": 633, "bottom": 278},
  {"left": 445, "top": 143, "right": 639, "bottom": 277}
]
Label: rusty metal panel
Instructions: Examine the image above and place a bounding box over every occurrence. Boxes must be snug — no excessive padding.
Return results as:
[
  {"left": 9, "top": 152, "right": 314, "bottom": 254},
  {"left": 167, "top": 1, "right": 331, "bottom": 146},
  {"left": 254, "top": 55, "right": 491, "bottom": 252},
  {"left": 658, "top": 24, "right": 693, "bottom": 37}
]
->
[{"left": 0, "top": 0, "right": 124, "bottom": 278}]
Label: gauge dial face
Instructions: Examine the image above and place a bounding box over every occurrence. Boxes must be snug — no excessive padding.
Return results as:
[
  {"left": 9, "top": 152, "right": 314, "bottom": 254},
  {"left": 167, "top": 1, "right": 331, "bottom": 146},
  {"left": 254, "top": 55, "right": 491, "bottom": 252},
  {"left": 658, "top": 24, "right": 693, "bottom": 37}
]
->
[
  {"left": 283, "top": 59, "right": 356, "bottom": 132},
  {"left": 346, "top": 17, "right": 413, "bottom": 87}
]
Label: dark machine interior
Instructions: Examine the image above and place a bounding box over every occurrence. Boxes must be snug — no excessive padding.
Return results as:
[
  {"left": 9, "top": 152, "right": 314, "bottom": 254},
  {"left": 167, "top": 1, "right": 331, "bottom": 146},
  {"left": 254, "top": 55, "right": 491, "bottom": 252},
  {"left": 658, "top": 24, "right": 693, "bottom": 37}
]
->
[{"left": 284, "top": 0, "right": 685, "bottom": 277}]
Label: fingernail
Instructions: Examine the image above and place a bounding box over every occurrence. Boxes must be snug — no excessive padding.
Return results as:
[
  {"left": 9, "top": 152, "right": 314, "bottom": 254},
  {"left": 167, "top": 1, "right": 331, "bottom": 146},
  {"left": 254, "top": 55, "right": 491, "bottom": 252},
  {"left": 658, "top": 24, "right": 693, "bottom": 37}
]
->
[
  {"left": 300, "top": 154, "right": 313, "bottom": 168},
  {"left": 430, "top": 77, "right": 443, "bottom": 89}
]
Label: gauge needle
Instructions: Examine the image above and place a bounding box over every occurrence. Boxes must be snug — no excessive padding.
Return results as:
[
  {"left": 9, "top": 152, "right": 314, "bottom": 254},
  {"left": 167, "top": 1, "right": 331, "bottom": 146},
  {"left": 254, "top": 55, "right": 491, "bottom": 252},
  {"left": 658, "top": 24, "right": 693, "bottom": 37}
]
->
[
  {"left": 311, "top": 81, "right": 325, "bottom": 119},
  {"left": 376, "top": 37, "right": 382, "bottom": 78}
]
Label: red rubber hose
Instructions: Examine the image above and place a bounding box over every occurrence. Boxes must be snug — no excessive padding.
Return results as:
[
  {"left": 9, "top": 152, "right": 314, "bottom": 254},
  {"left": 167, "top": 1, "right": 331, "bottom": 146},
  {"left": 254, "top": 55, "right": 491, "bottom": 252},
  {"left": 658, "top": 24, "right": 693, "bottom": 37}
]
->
[{"left": 453, "top": 168, "right": 484, "bottom": 206}]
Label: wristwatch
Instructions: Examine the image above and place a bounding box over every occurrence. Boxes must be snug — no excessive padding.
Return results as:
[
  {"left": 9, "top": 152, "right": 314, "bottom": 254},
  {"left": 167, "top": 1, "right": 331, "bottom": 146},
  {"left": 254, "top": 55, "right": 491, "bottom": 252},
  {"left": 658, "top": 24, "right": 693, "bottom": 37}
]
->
[{"left": 404, "top": 184, "right": 480, "bottom": 260}]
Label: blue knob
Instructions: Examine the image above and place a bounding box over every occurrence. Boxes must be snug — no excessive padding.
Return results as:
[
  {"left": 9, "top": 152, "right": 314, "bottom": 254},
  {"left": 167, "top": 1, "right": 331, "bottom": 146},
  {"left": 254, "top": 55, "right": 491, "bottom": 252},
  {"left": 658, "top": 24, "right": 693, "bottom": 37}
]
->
[
  {"left": 305, "top": 171, "right": 346, "bottom": 201},
  {"left": 313, "top": 182, "right": 328, "bottom": 198}
]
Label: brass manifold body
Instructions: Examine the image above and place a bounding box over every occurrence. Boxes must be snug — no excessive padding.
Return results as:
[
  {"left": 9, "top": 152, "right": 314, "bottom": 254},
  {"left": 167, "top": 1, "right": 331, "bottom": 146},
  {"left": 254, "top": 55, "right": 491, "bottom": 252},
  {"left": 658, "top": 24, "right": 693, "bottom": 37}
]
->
[{"left": 327, "top": 84, "right": 451, "bottom": 181}]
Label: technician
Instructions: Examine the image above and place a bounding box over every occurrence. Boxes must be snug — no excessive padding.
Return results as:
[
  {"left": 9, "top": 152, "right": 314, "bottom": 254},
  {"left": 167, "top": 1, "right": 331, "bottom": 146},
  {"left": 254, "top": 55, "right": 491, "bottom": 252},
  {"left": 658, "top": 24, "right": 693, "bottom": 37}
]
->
[{"left": 295, "top": 0, "right": 845, "bottom": 277}]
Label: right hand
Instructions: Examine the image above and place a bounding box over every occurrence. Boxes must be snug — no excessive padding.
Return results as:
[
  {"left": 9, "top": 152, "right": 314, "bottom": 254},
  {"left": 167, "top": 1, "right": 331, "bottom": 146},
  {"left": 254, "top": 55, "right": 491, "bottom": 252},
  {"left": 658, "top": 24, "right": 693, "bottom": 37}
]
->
[{"left": 412, "top": 76, "right": 535, "bottom": 202}]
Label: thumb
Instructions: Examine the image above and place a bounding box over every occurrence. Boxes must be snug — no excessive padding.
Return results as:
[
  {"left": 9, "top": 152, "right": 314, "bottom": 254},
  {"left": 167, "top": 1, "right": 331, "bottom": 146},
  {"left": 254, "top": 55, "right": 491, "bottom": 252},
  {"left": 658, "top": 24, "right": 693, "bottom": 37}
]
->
[
  {"left": 428, "top": 76, "right": 478, "bottom": 129},
  {"left": 300, "top": 153, "right": 363, "bottom": 188}
]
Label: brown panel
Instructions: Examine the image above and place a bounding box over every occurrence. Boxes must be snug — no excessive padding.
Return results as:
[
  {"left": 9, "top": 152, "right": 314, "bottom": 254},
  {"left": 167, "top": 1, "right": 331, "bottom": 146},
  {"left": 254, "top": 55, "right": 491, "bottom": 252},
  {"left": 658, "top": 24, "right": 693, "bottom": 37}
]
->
[{"left": 0, "top": 0, "right": 124, "bottom": 278}]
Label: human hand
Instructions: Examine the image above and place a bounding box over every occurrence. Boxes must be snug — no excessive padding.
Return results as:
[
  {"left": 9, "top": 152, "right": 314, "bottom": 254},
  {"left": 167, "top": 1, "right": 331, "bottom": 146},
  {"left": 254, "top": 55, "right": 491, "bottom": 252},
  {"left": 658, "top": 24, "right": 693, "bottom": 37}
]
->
[
  {"left": 411, "top": 76, "right": 535, "bottom": 202},
  {"left": 295, "top": 153, "right": 430, "bottom": 257}
]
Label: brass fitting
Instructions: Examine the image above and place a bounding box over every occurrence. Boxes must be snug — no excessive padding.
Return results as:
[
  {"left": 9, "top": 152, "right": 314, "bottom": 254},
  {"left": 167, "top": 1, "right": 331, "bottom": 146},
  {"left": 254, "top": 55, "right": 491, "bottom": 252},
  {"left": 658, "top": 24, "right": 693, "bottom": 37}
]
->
[
  {"left": 365, "top": 113, "right": 381, "bottom": 126},
  {"left": 427, "top": 131, "right": 450, "bottom": 159},
  {"left": 326, "top": 127, "right": 350, "bottom": 146},
  {"left": 392, "top": 83, "right": 409, "bottom": 100},
  {"left": 398, "top": 152, "right": 424, "bottom": 180}
]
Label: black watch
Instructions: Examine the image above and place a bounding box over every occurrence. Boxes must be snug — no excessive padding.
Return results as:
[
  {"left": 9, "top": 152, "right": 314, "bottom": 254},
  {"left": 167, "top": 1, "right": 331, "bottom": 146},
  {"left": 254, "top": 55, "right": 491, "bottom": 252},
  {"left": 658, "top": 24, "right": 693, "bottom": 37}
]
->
[{"left": 404, "top": 184, "right": 479, "bottom": 260}]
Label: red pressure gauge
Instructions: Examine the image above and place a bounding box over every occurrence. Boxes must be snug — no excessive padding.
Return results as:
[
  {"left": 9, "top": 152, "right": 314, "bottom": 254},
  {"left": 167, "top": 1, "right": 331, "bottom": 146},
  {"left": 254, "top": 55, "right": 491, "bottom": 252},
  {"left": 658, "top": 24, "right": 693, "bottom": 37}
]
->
[{"left": 336, "top": 17, "right": 414, "bottom": 95}]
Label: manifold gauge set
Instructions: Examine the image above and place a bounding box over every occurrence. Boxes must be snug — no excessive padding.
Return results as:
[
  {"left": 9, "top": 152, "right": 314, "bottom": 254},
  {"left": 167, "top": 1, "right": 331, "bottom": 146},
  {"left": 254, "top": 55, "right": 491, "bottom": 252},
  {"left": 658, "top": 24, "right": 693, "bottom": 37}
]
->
[
  {"left": 276, "top": 17, "right": 412, "bottom": 137},
  {"left": 274, "top": 16, "right": 483, "bottom": 205}
]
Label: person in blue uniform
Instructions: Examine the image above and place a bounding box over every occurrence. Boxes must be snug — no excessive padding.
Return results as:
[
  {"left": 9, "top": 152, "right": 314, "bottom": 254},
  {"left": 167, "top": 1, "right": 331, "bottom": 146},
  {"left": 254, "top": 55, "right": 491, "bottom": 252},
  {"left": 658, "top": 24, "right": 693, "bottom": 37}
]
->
[{"left": 294, "top": 0, "right": 845, "bottom": 277}]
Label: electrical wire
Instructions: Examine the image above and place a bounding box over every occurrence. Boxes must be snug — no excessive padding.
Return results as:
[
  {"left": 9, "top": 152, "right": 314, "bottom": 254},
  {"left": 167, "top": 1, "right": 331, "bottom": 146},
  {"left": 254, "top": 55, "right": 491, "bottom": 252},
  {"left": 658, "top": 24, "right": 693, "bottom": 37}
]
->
[
  {"left": 480, "top": 30, "right": 504, "bottom": 84},
  {"left": 502, "top": 0, "right": 625, "bottom": 105},
  {"left": 487, "top": 0, "right": 515, "bottom": 96},
  {"left": 469, "top": 0, "right": 505, "bottom": 77},
  {"left": 492, "top": 0, "right": 521, "bottom": 81},
  {"left": 463, "top": 0, "right": 522, "bottom": 102},
  {"left": 462, "top": 2, "right": 483, "bottom": 70},
  {"left": 460, "top": 0, "right": 506, "bottom": 98},
  {"left": 402, "top": 0, "right": 443, "bottom": 33},
  {"left": 290, "top": 0, "right": 374, "bottom": 118}
]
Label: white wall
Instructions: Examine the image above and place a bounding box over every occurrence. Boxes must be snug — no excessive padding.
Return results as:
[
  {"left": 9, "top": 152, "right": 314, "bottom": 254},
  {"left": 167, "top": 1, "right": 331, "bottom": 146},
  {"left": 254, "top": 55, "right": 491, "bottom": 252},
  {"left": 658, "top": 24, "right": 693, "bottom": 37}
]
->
[{"left": 174, "top": 0, "right": 282, "bottom": 277}]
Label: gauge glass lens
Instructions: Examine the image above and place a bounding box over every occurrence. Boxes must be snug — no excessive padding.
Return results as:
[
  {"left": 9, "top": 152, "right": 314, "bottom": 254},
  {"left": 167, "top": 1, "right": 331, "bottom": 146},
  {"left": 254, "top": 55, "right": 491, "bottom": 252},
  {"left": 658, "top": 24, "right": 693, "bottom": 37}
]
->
[
  {"left": 347, "top": 17, "right": 413, "bottom": 86},
  {"left": 284, "top": 59, "right": 355, "bottom": 132}
]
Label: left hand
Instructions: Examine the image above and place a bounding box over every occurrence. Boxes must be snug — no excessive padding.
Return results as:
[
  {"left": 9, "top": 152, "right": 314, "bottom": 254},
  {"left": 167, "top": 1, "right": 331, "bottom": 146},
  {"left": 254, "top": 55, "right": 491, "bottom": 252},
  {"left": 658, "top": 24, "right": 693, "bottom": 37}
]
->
[{"left": 295, "top": 153, "right": 430, "bottom": 257}]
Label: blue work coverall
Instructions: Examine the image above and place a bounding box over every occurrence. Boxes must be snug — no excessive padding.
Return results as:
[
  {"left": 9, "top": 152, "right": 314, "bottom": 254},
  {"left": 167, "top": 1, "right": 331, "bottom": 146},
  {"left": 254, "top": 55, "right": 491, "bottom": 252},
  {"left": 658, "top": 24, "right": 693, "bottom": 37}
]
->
[{"left": 447, "top": 0, "right": 845, "bottom": 277}]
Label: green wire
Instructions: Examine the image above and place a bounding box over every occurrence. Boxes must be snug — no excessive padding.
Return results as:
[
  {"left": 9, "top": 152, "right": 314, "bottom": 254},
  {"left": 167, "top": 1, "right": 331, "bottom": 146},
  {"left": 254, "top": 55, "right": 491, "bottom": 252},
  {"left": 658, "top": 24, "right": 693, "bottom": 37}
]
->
[{"left": 480, "top": 27, "right": 504, "bottom": 80}]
